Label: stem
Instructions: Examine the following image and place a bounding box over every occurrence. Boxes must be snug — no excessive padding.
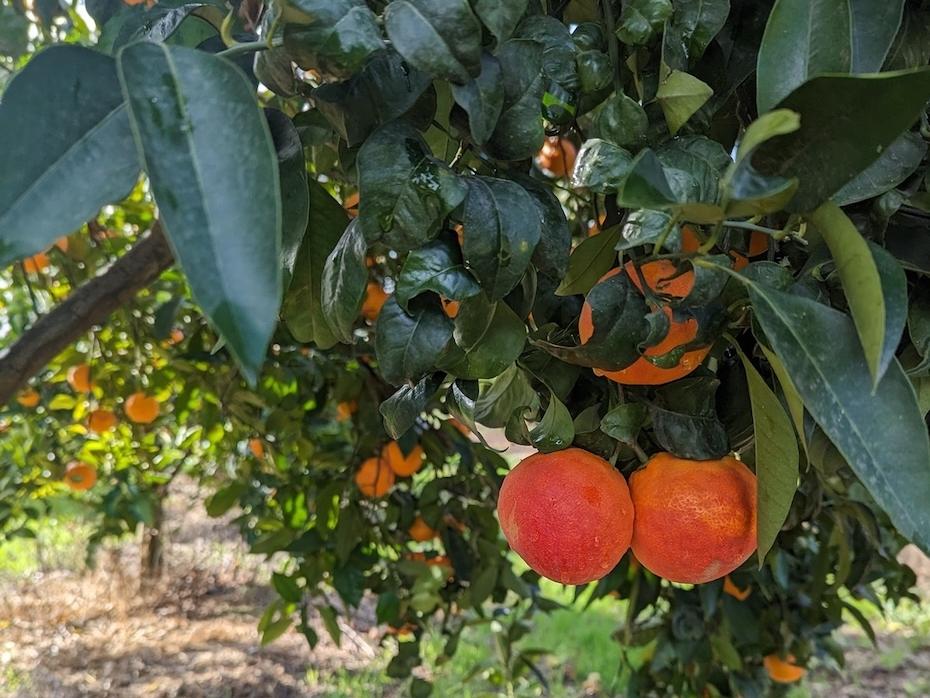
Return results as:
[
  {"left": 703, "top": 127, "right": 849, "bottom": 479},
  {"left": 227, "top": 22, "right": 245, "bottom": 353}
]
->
[
  {"left": 722, "top": 220, "right": 783, "bottom": 235},
  {"left": 600, "top": 0, "right": 623, "bottom": 93},
  {"left": 630, "top": 441, "right": 649, "bottom": 464},
  {"left": 650, "top": 212, "right": 680, "bottom": 255},
  {"left": 218, "top": 38, "right": 283, "bottom": 58}
]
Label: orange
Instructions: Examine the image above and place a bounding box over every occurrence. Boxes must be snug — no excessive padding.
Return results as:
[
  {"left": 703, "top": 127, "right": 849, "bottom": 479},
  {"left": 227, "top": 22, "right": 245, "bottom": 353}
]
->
[
  {"left": 354, "top": 456, "right": 395, "bottom": 498},
  {"left": 385, "top": 622, "right": 416, "bottom": 636},
  {"left": 441, "top": 297, "right": 460, "bottom": 319},
  {"left": 625, "top": 259, "right": 695, "bottom": 298},
  {"left": 343, "top": 191, "right": 359, "bottom": 218},
  {"left": 723, "top": 575, "right": 751, "bottom": 601},
  {"left": 361, "top": 282, "right": 388, "bottom": 322},
  {"left": 408, "top": 516, "right": 437, "bottom": 541},
  {"left": 16, "top": 388, "right": 40, "bottom": 409},
  {"left": 731, "top": 252, "right": 750, "bottom": 271},
  {"left": 579, "top": 268, "right": 710, "bottom": 385},
  {"left": 67, "top": 364, "right": 93, "bottom": 393},
  {"left": 64, "top": 462, "right": 97, "bottom": 491},
  {"left": 536, "top": 137, "right": 578, "bottom": 178},
  {"left": 764, "top": 654, "right": 806, "bottom": 683},
  {"left": 382, "top": 441, "right": 424, "bottom": 477},
  {"left": 166, "top": 328, "right": 185, "bottom": 346},
  {"left": 497, "top": 448, "right": 634, "bottom": 585},
  {"left": 454, "top": 223, "right": 464, "bottom": 247},
  {"left": 447, "top": 417, "right": 470, "bottom": 436},
  {"left": 587, "top": 211, "right": 607, "bottom": 237},
  {"left": 22, "top": 252, "right": 50, "bottom": 274},
  {"left": 88, "top": 409, "right": 118, "bottom": 433},
  {"left": 54, "top": 237, "right": 69, "bottom": 253},
  {"left": 680, "top": 225, "right": 702, "bottom": 252},
  {"left": 747, "top": 231, "right": 768, "bottom": 257},
  {"left": 125, "top": 392, "right": 160, "bottom": 424},
  {"left": 629, "top": 453, "right": 757, "bottom": 584},
  {"left": 249, "top": 438, "right": 265, "bottom": 458},
  {"left": 336, "top": 401, "right": 357, "bottom": 421}
]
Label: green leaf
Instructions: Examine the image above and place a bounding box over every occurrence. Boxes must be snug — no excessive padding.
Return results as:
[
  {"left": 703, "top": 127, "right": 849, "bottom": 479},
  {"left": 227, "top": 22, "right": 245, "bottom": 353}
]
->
[
  {"left": 441, "top": 294, "right": 527, "bottom": 379},
  {"left": 662, "top": 0, "right": 730, "bottom": 70},
  {"left": 265, "top": 109, "right": 309, "bottom": 286},
  {"left": 282, "top": 0, "right": 384, "bottom": 78},
  {"left": 600, "top": 403, "right": 647, "bottom": 445},
  {"left": 472, "top": 0, "right": 527, "bottom": 43},
  {"left": 487, "top": 39, "right": 546, "bottom": 160},
  {"left": 318, "top": 604, "right": 342, "bottom": 646},
  {"left": 283, "top": 181, "right": 349, "bottom": 348},
  {"left": 321, "top": 220, "right": 368, "bottom": 344},
  {"left": 381, "top": 374, "right": 444, "bottom": 438},
  {"left": 615, "top": 0, "right": 673, "bottom": 45},
  {"left": 475, "top": 363, "right": 539, "bottom": 428},
  {"left": 737, "top": 271, "right": 930, "bottom": 554},
  {"left": 395, "top": 235, "right": 481, "bottom": 309},
  {"left": 0, "top": 45, "right": 140, "bottom": 267},
  {"left": 555, "top": 225, "right": 622, "bottom": 296},
  {"left": 260, "top": 615, "right": 293, "bottom": 645},
  {"left": 384, "top": 0, "right": 482, "bottom": 83},
  {"left": 571, "top": 139, "right": 634, "bottom": 193},
  {"left": 357, "top": 121, "right": 467, "bottom": 250},
  {"left": 516, "top": 175, "right": 571, "bottom": 279},
  {"left": 834, "top": 131, "right": 927, "bottom": 206},
  {"left": 118, "top": 43, "right": 281, "bottom": 386},
  {"left": 461, "top": 177, "right": 541, "bottom": 299},
  {"left": 732, "top": 346, "right": 799, "bottom": 564},
  {"left": 0, "top": 7, "right": 29, "bottom": 58},
  {"left": 656, "top": 68, "right": 713, "bottom": 135},
  {"left": 529, "top": 391, "right": 575, "bottom": 453},
  {"left": 753, "top": 69, "right": 930, "bottom": 212},
  {"left": 451, "top": 53, "right": 505, "bottom": 145},
  {"left": 410, "top": 677, "right": 434, "bottom": 698},
  {"left": 205, "top": 482, "right": 247, "bottom": 517},
  {"left": 650, "top": 377, "right": 729, "bottom": 459},
  {"left": 657, "top": 135, "right": 731, "bottom": 206},
  {"left": 808, "top": 201, "right": 908, "bottom": 387},
  {"left": 375, "top": 297, "right": 454, "bottom": 385},
  {"left": 272, "top": 572, "right": 303, "bottom": 603},
  {"left": 467, "top": 564, "right": 498, "bottom": 606},
  {"left": 616, "top": 149, "right": 678, "bottom": 210},
  {"left": 735, "top": 110, "right": 802, "bottom": 163},
  {"left": 759, "top": 345, "right": 808, "bottom": 457},
  {"left": 595, "top": 93, "right": 648, "bottom": 149}
]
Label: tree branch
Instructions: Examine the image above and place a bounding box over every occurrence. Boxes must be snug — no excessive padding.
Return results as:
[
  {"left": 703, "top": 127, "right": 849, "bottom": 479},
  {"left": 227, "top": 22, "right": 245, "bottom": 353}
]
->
[{"left": 0, "top": 223, "right": 174, "bottom": 406}]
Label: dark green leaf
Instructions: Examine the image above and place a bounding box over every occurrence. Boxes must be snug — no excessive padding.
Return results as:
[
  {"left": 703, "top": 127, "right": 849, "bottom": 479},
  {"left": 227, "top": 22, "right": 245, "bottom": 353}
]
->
[
  {"left": 650, "top": 377, "right": 730, "bottom": 459},
  {"left": 375, "top": 297, "right": 454, "bottom": 385},
  {"left": 441, "top": 293, "right": 527, "bottom": 379},
  {"left": 395, "top": 236, "right": 481, "bottom": 309},
  {"left": 662, "top": 0, "right": 730, "bottom": 70},
  {"left": 461, "top": 177, "right": 541, "bottom": 299},
  {"left": 555, "top": 225, "right": 622, "bottom": 296},
  {"left": 834, "top": 131, "right": 927, "bottom": 206},
  {"left": 384, "top": 0, "right": 482, "bottom": 83},
  {"left": 487, "top": 39, "right": 545, "bottom": 160},
  {"left": 283, "top": 181, "right": 349, "bottom": 348},
  {"left": 205, "top": 482, "right": 246, "bottom": 517},
  {"left": 472, "top": 0, "right": 527, "bottom": 43},
  {"left": 513, "top": 16, "right": 578, "bottom": 90},
  {"left": 0, "top": 46, "right": 140, "bottom": 266},
  {"left": 600, "top": 403, "right": 647, "bottom": 445},
  {"left": 616, "top": 0, "right": 673, "bottom": 45},
  {"left": 272, "top": 572, "right": 303, "bottom": 603},
  {"left": 255, "top": 48, "right": 297, "bottom": 97},
  {"left": 283, "top": 0, "right": 384, "bottom": 78},
  {"left": 529, "top": 391, "right": 574, "bottom": 453},
  {"left": 617, "top": 149, "right": 677, "bottom": 209},
  {"left": 411, "top": 677, "right": 434, "bottom": 698},
  {"left": 321, "top": 220, "right": 368, "bottom": 343},
  {"left": 595, "top": 93, "right": 648, "bottom": 148},
  {"left": 380, "top": 374, "right": 444, "bottom": 438},
  {"left": 0, "top": 7, "right": 29, "bottom": 58},
  {"left": 570, "top": 139, "right": 634, "bottom": 193},
  {"left": 265, "top": 109, "right": 309, "bottom": 285},
  {"left": 475, "top": 363, "right": 539, "bottom": 428},
  {"left": 318, "top": 604, "right": 342, "bottom": 646},
  {"left": 451, "top": 53, "right": 505, "bottom": 145},
  {"left": 515, "top": 175, "right": 571, "bottom": 279},
  {"left": 119, "top": 43, "right": 281, "bottom": 385}
]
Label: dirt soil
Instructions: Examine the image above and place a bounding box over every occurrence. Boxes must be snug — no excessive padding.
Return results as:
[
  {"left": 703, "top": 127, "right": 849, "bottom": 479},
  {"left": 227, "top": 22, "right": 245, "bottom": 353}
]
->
[{"left": 1, "top": 480, "right": 928, "bottom": 698}]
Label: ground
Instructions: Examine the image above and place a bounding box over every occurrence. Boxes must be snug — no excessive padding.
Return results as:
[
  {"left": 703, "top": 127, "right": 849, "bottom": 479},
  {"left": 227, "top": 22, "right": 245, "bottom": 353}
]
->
[{"left": 1, "top": 481, "right": 928, "bottom": 697}]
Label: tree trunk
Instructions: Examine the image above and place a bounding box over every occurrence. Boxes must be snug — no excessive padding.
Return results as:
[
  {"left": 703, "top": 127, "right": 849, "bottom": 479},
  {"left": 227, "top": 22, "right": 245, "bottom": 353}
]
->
[{"left": 140, "top": 496, "right": 165, "bottom": 588}]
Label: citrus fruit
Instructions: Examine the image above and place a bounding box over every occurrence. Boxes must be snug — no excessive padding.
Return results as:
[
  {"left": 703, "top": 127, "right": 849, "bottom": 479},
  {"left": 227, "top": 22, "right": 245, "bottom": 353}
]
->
[
  {"left": 336, "top": 401, "right": 357, "bottom": 421},
  {"left": 764, "top": 654, "right": 806, "bottom": 683},
  {"left": 54, "top": 237, "right": 70, "bottom": 253},
  {"left": 361, "top": 282, "right": 388, "bottom": 322},
  {"left": 382, "top": 441, "right": 424, "bottom": 477},
  {"left": 88, "top": 409, "right": 118, "bottom": 433},
  {"left": 536, "top": 137, "right": 578, "bottom": 178},
  {"left": 16, "top": 388, "right": 40, "bottom": 408},
  {"left": 249, "top": 438, "right": 264, "bottom": 458},
  {"left": 747, "top": 231, "right": 769, "bottom": 257},
  {"left": 22, "top": 252, "right": 50, "bottom": 274},
  {"left": 125, "top": 392, "right": 160, "bottom": 424},
  {"left": 625, "top": 259, "right": 695, "bottom": 298},
  {"left": 497, "top": 448, "right": 634, "bottom": 585},
  {"left": 67, "top": 364, "right": 93, "bottom": 393},
  {"left": 629, "top": 452, "right": 757, "bottom": 584},
  {"left": 408, "top": 516, "right": 437, "bottom": 541},
  {"left": 64, "top": 462, "right": 97, "bottom": 491},
  {"left": 354, "top": 456, "right": 395, "bottom": 498},
  {"left": 343, "top": 191, "right": 359, "bottom": 218},
  {"left": 441, "top": 297, "right": 460, "bottom": 319},
  {"left": 723, "top": 575, "right": 751, "bottom": 601}
]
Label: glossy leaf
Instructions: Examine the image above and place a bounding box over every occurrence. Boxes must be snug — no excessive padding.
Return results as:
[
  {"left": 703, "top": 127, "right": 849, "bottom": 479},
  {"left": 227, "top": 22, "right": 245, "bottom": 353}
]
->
[
  {"left": 474, "top": 363, "right": 539, "bottom": 428},
  {"left": 615, "top": 0, "right": 673, "bottom": 45},
  {"left": 265, "top": 109, "right": 309, "bottom": 284},
  {"left": 119, "top": 43, "right": 281, "bottom": 385},
  {"left": 808, "top": 201, "right": 907, "bottom": 387},
  {"left": 451, "top": 53, "right": 505, "bottom": 145},
  {"left": 595, "top": 93, "right": 648, "bottom": 148},
  {"left": 650, "top": 377, "right": 729, "bottom": 459},
  {"left": 555, "top": 225, "right": 621, "bottom": 296},
  {"left": 472, "top": 0, "right": 527, "bottom": 43},
  {"left": 380, "top": 373, "right": 444, "bottom": 438},
  {"left": 516, "top": 175, "right": 572, "bottom": 279},
  {"left": 834, "top": 131, "right": 927, "bottom": 206},
  {"left": 320, "top": 220, "right": 368, "bottom": 344},
  {"left": 282, "top": 0, "right": 384, "bottom": 78},
  {"left": 662, "top": 0, "right": 730, "bottom": 70},
  {"left": 0, "top": 45, "right": 140, "bottom": 267},
  {"left": 656, "top": 69, "right": 713, "bottom": 135},
  {"left": 441, "top": 293, "right": 526, "bottom": 379},
  {"left": 487, "top": 39, "right": 546, "bottom": 160},
  {"left": 395, "top": 235, "right": 481, "bottom": 309},
  {"left": 529, "top": 391, "right": 574, "bottom": 453},
  {"left": 600, "top": 403, "right": 647, "bottom": 445},
  {"left": 571, "top": 139, "right": 634, "bottom": 193},
  {"left": 375, "top": 297, "right": 454, "bottom": 385}
]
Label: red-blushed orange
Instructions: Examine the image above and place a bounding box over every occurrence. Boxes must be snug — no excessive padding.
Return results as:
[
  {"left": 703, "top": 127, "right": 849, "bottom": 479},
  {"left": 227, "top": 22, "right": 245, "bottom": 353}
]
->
[{"left": 497, "top": 448, "right": 634, "bottom": 585}]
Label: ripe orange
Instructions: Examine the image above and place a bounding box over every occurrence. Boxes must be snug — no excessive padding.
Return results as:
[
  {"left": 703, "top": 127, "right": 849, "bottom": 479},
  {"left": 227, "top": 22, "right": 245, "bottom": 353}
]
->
[
  {"left": 64, "top": 461, "right": 97, "bottom": 491},
  {"left": 16, "top": 388, "right": 40, "bottom": 409},
  {"left": 447, "top": 418, "right": 470, "bottom": 436},
  {"left": 497, "top": 448, "right": 634, "bottom": 585},
  {"left": 747, "top": 231, "right": 768, "bottom": 257},
  {"left": 22, "top": 252, "right": 50, "bottom": 274},
  {"left": 343, "top": 191, "right": 359, "bottom": 218},
  {"left": 441, "top": 297, "right": 460, "bottom": 319},
  {"left": 731, "top": 252, "right": 750, "bottom": 271},
  {"left": 354, "top": 456, "right": 395, "bottom": 498},
  {"left": 67, "top": 364, "right": 93, "bottom": 393},
  {"left": 723, "top": 575, "right": 751, "bottom": 601},
  {"left": 629, "top": 453, "right": 757, "bottom": 584},
  {"left": 579, "top": 268, "right": 710, "bottom": 385},
  {"left": 361, "top": 282, "right": 388, "bottom": 322},
  {"left": 125, "top": 392, "right": 160, "bottom": 424},
  {"left": 680, "top": 225, "right": 702, "bottom": 252},
  {"left": 54, "top": 237, "right": 70, "bottom": 253},
  {"left": 382, "top": 441, "right": 424, "bottom": 477},
  {"left": 454, "top": 223, "right": 464, "bottom": 247},
  {"left": 536, "top": 137, "right": 578, "bottom": 178},
  {"left": 764, "top": 654, "right": 806, "bottom": 684},
  {"left": 587, "top": 211, "right": 607, "bottom": 236},
  {"left": 87, "top": 409, "right": 118, "bottom": 433},
  {"left": 625, "top": 259, "right": 695, "bottom": 298},
  {"left": 336, "top": 401, "right": 358, "bottom": 421},
  {"left": 249, "top": 438, "right": 265, "bottom": 458},
  {"left": 166, "top": 328, "right": 185, "bottom": 346},
  {"left": 408, "top": 516, "right": 437, "bottom": 541}
]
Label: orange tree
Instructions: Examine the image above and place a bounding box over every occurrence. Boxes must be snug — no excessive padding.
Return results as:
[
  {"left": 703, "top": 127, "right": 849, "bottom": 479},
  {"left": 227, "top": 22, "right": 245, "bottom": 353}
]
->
[{"left": 2, "top": 0, "right": 930, "bottom": 694}]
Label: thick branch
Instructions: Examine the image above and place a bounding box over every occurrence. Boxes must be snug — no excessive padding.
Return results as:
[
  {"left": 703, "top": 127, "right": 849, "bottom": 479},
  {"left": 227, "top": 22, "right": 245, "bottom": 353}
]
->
[{"left": 0, "top": 224, "right": 174, "bottom": 406}]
